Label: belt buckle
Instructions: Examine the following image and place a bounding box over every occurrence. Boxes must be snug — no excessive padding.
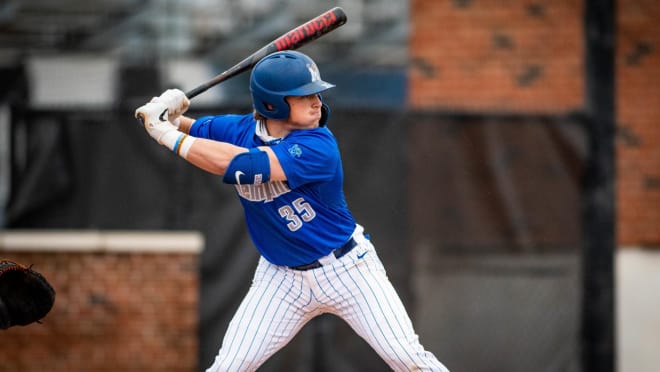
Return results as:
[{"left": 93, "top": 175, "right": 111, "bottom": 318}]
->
[{"left": 290, "top": 261, "right": 322, "bottom": 271}]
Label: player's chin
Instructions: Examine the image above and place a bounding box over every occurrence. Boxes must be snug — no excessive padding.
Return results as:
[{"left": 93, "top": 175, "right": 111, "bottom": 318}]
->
[
  {"left": 300, "top": 114, "right": 321, "bottom": 128},
  {"left": 310, "top": 112, "right": 322, "bottom": 124}
]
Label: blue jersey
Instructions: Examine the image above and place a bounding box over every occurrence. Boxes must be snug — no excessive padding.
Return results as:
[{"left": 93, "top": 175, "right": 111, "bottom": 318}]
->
[{"left": 190, "top": 114, "right": 357, "bottom": 266}]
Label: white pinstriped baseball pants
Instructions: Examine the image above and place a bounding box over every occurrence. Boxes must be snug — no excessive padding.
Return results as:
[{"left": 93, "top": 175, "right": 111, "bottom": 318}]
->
[{"left": 206, "top": 227, "right": 449, "bottom": 372}]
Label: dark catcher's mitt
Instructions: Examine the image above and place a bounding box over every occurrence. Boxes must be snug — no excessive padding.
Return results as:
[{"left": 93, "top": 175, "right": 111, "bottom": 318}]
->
[{"left": 0, "top": 260, "right": 55, "bottom": 330}]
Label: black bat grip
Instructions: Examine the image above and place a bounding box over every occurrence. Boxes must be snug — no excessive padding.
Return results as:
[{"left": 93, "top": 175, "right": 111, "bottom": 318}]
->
[{"left": 185, "top": 84, "right": 210, "bottom": 100}]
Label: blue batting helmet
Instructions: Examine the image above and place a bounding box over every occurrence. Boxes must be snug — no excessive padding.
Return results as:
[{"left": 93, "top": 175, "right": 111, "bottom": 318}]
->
[{"left": 250, "top": 51, "right": 335, "bottom": 123}]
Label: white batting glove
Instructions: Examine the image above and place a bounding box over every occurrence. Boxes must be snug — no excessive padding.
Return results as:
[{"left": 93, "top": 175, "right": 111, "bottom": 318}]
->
[
  {"left": 134, "top": 101, "right": 194, "bottom": 157},
  {"left": 150, "top": 88, "right": 189, "bottom": 128}
]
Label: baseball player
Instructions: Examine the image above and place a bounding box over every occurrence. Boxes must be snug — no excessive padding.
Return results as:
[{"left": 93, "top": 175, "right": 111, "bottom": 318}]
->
[{"left": 135, "top": 51, "right": 449, "bottom": 372}]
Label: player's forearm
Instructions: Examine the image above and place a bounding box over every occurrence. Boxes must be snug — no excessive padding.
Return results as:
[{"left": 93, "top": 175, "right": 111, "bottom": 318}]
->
[
  {"left": 134, "top": 103, "right": 285, "bottom": 178},
  {"left": 184, "top": 138, "right": 246, "bottom": 175},
  {"left": 177, "top": 116, "right": 195, "bottom": 134}
]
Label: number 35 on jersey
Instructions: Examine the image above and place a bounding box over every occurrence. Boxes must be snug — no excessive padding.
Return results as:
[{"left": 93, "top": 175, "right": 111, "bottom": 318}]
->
[{"left": 278, "top": 197, "right": 316, "bottom": 231}]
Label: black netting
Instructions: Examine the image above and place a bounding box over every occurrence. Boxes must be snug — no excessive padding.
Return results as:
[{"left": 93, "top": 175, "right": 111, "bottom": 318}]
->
[{"left": 7, "top": 108, "right": 587, "bottom": 372}]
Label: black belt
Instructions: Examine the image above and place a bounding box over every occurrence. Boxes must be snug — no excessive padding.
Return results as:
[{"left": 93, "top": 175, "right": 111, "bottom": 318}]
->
[{"left": 289, "top": 237, "right": 359, "bottom": 271}]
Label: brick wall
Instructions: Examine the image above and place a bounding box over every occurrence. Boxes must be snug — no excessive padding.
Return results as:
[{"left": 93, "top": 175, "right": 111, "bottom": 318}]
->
[
  {"left": 0, "top": 231, "right": 201, "bottom": 372},
  {"left": 410, "top": 0, "right": 660, "bottom": 246},
  {"left": 616, "top": 0, "right": 660, "bottom": 246},
  {"left": 409, "top": 0, "right": 583, "bottom": 113}
]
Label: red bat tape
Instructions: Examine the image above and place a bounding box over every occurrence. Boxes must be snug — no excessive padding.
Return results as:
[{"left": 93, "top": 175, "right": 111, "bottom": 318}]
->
[{"left": 274, "top": 7, "right": 347, "bottom": 51}]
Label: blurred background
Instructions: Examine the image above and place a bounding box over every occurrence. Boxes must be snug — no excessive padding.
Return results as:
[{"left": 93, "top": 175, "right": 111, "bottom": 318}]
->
[{"left": 0, "top": 0, "right": 658, "bottom": 371}]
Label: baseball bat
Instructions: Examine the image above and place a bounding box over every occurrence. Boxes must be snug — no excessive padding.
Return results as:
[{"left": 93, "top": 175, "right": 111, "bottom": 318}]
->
[
  {"left": 137, "top": 7, "right": 346, "bottom": 125},
  {"left": 185, "top": 7, "right": 347, "bottom": 99}
]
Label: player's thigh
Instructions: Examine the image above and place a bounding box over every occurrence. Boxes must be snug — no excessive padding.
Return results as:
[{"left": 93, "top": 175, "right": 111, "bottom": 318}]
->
[
  {"left": 208, "top": 259, "right": 312, "bottom": 371},
  {"left": 335, "top": 251, "right": 436, "bottom": 369}
]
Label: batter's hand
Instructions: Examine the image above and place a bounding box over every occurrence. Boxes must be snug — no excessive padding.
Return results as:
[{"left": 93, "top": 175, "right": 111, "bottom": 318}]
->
[
  {"left": 135, "top": 101, "right": 179, "bottom": 145},
  {"left": 150, "top": 89, "right": 189, "bottom": 127}
]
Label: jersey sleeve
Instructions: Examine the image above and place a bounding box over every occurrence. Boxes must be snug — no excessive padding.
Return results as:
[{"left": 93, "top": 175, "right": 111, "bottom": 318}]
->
[
  {"left": 189, "top": 114, "right": 254, "bottom": 144},
  {"left": 271, "top": 128, "right": 340, "bottom": 189}
]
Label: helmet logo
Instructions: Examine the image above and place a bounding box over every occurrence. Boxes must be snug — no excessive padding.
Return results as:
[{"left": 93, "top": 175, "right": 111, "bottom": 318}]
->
[{"left": 307, "top": 63, "right": 321, "bottom": 82}]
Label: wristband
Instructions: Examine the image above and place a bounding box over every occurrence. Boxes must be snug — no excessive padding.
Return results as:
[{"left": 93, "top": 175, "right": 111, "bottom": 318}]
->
[
  {"left": 159, "top": 130, "right": 181, "bottom": 151},
  {"left": 174, "top": 134, "right": 196, "bottom": 159},
  {"left": 157, "top": 130, "right": 196, "bottom": 159}
]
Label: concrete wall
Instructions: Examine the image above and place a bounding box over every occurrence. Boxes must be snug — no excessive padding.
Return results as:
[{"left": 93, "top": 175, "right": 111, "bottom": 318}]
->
[{"left": 617, "top": 248, "right": 660, "bottom": 372}]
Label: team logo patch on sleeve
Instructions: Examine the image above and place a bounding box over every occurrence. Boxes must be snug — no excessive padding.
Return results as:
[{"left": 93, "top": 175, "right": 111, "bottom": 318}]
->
[{"left": 288, "top": 144, "right": 303, "bottom": 158}]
